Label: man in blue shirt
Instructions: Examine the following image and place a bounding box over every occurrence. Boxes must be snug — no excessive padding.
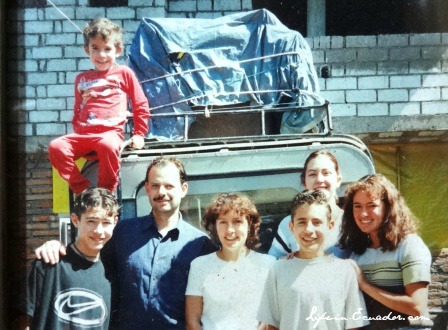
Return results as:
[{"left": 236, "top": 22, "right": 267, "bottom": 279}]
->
[
  {"left": 36, "top": 156, "right": 216, "bottom": 329},
  {"left": 103, "top": 156, "right": 215, "bottom": 328}
]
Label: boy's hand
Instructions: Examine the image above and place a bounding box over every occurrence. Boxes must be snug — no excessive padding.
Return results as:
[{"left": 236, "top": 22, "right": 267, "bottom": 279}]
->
[
  {"left": 347, "top": 259, "right": 367, "bottom": 290},
  {"left": 35, "top": 240, "right": 66, "bottom": 265},
  {"left": 131, "top": 135, "right": 145, "bottom": 149}
]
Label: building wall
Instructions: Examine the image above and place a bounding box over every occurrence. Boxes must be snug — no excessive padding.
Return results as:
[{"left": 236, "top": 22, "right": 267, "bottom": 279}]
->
[
  {"left": 308, "top": 33, "right": 448, "bottom": 141},
  {"left": 5, "top": 0, "right": 448, "bottom": 327}
]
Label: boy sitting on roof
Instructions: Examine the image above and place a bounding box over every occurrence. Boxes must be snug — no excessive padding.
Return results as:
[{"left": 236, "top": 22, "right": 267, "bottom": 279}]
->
[{"left": 48, "top": 18, "right": 150, "bottom": 194}]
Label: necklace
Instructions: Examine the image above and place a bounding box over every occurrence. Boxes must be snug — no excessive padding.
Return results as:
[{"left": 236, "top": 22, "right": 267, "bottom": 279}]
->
[{"left": 72, "top": 244, "right": 99, "bottom": 262}]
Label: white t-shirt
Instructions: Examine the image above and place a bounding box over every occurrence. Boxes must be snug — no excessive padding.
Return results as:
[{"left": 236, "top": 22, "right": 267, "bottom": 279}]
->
[
  {"left": 258, "top": 255, "right": 370, "bottom": 330},
  {"left": 186, "top": 250, "right": 275, "bottom": 330}
]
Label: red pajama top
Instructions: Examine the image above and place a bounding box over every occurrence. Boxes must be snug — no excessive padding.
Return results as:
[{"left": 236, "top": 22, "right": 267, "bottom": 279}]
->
[{"left": 73, "top": 64, "right": 150, "bottom": 137}]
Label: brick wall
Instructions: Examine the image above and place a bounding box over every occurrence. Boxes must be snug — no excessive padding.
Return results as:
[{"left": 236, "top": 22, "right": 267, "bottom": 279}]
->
[
  {"left": 168, "top": 0, "right": 252, "bottom": 18},
  {"left": 430, "top": 249, "right": 448, "bottom": 328},
  {"left": 307, "top": 34, "right": 448, "bottom": 141}
]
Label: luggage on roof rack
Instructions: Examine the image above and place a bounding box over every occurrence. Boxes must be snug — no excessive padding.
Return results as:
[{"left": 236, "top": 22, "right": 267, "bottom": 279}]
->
[{"left": 129, "top": 9, "right": 325, "bottom": 140}]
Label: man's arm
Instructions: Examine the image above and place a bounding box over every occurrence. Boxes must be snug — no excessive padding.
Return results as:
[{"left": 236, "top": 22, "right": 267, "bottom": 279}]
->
[
  {"left": 34, "top": 240, "right": 66, "bottom": 264},
  {"left": 267, "top": 216, "right": 295, "bottom": 259},
  {"left": 72, "top": 73, "right": 83, "bottom": 132}
]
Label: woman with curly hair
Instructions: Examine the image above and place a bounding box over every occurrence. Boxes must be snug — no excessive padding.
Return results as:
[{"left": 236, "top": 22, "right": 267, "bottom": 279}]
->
[
  {"left": 339, "top": 174, "right": 432, "bottom": 330},
  {"left": 185, "top": 193, "right": 275, "bottom": 330}
]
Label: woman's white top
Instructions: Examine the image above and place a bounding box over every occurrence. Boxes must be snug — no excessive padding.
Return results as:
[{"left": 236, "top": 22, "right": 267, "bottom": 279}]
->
[{"left": 186, "top": 250, "right": 275, "bottom": 330}]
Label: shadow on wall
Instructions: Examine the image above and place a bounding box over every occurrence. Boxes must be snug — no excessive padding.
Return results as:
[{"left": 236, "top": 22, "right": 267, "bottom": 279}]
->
[{"left": 6, "top": 1, "right": 47, "bottom": 328}]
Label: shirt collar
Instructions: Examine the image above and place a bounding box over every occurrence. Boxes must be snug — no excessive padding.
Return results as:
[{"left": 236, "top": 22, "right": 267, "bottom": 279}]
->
[{"left": 139, "top": 211, "right": 183, "bottom": 240}]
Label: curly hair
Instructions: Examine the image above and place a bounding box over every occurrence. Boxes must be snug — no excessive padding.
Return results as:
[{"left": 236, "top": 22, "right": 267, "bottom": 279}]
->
[
  {"left": 339, "top": 174, "right": 418, "bottom": 255},
  {"left": 73, "top": 187, "right": 120, "bottom": 219},
  {"left": 202, "top": 193, "right": 261, "bottom": 249},
  {"left": 290, "top": 190, "right": 331, "bottom": 223},
  {"left": 83, "top": 18, "right": 124, "bottom": 50}
]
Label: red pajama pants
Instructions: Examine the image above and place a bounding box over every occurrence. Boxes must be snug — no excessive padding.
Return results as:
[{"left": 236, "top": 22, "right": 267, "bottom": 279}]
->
[{"left": 48, "top": 131, "right": 122, "bottom": 194}]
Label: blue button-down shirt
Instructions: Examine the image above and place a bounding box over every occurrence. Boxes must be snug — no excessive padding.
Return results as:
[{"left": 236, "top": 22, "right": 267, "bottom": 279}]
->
[{"left": 102, "top": 212, "right": 216, "bottom": 329}]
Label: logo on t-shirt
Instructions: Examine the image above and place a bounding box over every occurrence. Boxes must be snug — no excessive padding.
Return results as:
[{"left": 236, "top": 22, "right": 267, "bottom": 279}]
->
[{"left": 54, "top": 288, "right": 108, "bottom": 327}]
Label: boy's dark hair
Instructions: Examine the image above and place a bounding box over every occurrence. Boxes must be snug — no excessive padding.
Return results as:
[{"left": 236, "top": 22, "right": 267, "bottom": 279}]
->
[
  {"left": 73, "top": 188, "right": 120, "bottom": 219},
  {"left": 202, "top": 193, "right": 261, "bottom": 249},
  {"left": 83, "top": 18, "right": 124, "bottom": 49},
  {"left": 145, "top": 156, "right": 187, "bottom": 184},
  {"left": 290, "top": 190, "right": 331, "bottom": 223}
]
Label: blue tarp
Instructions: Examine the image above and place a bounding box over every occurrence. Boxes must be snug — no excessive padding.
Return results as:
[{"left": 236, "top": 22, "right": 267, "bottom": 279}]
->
[{"left": 129, "top": 9, "right": 324, "bottom": 139}]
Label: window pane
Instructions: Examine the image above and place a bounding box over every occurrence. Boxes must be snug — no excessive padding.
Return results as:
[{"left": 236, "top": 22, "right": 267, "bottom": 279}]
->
[
  {"left": 180, "top": 187, "right": 299, "bottom": 253},
  {"left": 327, "top": 0, "right": 448, "bottom": 36}
]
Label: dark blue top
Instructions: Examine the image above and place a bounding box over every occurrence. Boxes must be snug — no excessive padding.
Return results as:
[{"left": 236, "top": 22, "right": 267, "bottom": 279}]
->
[{"left": 102, "top": 212, "right": 216, "bottom": 329}]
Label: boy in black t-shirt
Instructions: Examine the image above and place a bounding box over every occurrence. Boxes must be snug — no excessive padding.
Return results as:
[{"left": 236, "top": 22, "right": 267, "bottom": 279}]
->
[{"left": 25, "top": 188, "right": 119, "bottom": 329}]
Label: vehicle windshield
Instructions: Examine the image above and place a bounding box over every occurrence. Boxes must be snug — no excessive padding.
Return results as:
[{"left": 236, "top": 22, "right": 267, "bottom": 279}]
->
[{"left": 180, "top": 187, "right": 298, "bottom": 253}]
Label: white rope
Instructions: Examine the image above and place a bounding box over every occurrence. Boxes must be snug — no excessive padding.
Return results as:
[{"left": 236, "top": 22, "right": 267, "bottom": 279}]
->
[
  {"left": 47, "top": 0, "right": 83, "bottom": 34},
  {"left": 139, "top": 51, "right": 302, "bottom": 84},
  {"left": 149, "top": 88, "right": 323, "bottom": 112}
]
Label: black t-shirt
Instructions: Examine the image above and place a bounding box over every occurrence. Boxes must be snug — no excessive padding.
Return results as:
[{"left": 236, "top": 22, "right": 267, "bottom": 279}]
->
[{"left": 27, "top": 244, "right": 111, "bottom": 329}]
